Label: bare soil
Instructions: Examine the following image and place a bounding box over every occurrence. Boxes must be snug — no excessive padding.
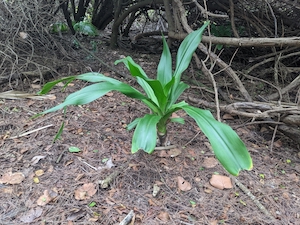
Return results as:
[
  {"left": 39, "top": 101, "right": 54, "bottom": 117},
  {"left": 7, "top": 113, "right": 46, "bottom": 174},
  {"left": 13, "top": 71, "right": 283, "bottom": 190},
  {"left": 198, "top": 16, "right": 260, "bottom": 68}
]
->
[{"left": 0, "top": 41, "right": 299, "bottom": 225}]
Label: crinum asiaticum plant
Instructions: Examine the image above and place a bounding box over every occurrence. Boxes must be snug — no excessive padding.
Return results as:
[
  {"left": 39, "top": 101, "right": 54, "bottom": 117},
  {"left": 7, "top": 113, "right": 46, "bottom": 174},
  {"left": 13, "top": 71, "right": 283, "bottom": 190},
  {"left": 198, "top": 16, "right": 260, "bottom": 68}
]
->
[{"left": 39, "top": 21, "right": 252, "bottom": 176}]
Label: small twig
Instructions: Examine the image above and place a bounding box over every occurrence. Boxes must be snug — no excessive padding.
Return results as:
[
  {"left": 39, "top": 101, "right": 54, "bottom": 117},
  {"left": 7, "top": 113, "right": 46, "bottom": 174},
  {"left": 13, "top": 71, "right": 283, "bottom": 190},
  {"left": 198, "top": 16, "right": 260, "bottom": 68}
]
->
[
  {"left": 119, "top": 210, "right": 135, "bottom": 225},
  {"left": 270, "top": 114, "right": 280, "bottom": 152},
  {"left": 56, "top": 150, "right": 66, "bottom": 164},
  {"left": 9, "top": 124, "right": 54, "bottom": 139},
  {"left": 183, "top": 130, "right": 201, "bottom": 147},
  {"left": 77, "top": 157, "right": 98, "bottom": 171},
  {"left": 202, "top": 61, "right": 221, "bottom": 121},
  {"left": 233, "top": 177, "right": 276, "bottom": 221},
  {"left": 154, "top": 145, "right": 177, "bottom": 150}
]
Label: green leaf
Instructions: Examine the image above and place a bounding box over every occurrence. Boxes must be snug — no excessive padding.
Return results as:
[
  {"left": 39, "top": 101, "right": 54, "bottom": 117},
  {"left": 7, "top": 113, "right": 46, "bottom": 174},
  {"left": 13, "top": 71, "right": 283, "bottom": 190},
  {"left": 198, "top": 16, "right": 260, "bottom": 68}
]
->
[
  {"left": 170, "top": 117, "right": 185, "bottom": 124},
  {"left": 88, "top": 201, "right": 97, "bottom": 207},
  {"left": 174, "top": 21, "right": 209, "bottom": 85},
  {"left": 73, "top": 21, "right": 98, "bottom": 36},
  {"left": 182, "top": 105, "right": 252, "bottom": 176},
  {"left": 131, "top": 114, "right": 161, "bottom": 154},
  {"left": 41, "top": 82, "right": 147, "bottom": 114},
  {"left": 115, "top": 56, "right": 148, "bottom": 79},
  {"left": 116, "top": 57, "right": 168, "bottom": 110},
  {"left": 38, "top": 76, "right": 76, "bottom": 95},
  {"left": 168, "top": 82, "right": 189, "bottom": 108},
  {"left": 53, "top": 121, "right": 65, "bottom": 143},
  {"left": 136, "top": 77, "right": 159, "bottom": 106},
  {"left": 77, "top": 72, "right": 123, "bottom": 83},
  {"left": 127, "top": 117, "right": 141, "bottom": 130},
  {"left": 69, "top": 146, "right": 81, "bottom": 153},
  {"left": 157, "top": 36, "right": 172, "bottom": 86}
]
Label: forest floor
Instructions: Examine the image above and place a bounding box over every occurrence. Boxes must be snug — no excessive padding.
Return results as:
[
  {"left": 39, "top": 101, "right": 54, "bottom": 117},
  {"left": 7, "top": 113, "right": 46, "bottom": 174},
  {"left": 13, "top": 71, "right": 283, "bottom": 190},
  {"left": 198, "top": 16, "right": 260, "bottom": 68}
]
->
[{"left": 0, "top": 36, "right": 299, "bottom": 225}]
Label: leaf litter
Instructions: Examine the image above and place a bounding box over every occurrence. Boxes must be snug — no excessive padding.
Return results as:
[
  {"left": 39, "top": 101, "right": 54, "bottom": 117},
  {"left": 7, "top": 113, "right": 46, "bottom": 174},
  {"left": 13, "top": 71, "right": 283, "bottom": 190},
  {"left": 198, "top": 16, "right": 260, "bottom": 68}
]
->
[{"left": 0, "top": 45, "right": 299, "bottom": 225}]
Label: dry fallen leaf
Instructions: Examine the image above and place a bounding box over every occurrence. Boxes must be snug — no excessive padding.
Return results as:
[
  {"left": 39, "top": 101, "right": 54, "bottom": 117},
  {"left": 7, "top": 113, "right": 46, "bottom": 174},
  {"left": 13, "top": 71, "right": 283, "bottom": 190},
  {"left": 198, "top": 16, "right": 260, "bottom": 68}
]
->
[
  {"left": 177, "top": 176, "right": 192, "bottom": 191},
  {"left": 152, "top": 184, "right": 160, "bottom": 197},
  {"left": 157, "top": 211, "right": 170, "bottom": 222},
  {"left": 202, "top": 157, "right": 218, "bottom": 168},
  {"left": 168, "top": 148, "right": 182, "bottom": 157},
  {"left": 35, "top": 170, "right": 44, "bottom": 176},
  {"left": 31, "top": 156, "right": 46, "bottom": 165},
  {"left": 74, "top": 183, "right": 97, "bottom": 200},
  {"left": 0, "top": 172, "right": 25, "bottom": 184},
  {"left": 222, "top": 113, "right": 234, "bottom": 120},
  {"left": 209, "top": 175, "right": 233, "bottom": 190},
  {"left": 36, "top": 190, "right": 52, "bottom": 206},
  {"left": 273, "top": 139, "right": 282, "bottom": 148}
]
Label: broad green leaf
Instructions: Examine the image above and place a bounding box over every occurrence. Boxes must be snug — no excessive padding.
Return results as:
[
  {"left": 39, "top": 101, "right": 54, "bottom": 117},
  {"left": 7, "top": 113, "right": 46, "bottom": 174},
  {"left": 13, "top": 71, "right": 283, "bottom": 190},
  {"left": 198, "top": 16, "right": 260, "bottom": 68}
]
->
[
  {"left": 38, "top": 76, "right": 76, "bottom": 95},
  {"left": 131, "top": 114, "right": 161, "bottom": 154},
  {"left": 174, "top": 21, "right": 209, "bottom": 85},
  {"left": 115, "top": 56, "right": 148, "bottom": 79},
  {"left": 136, "top": 77, "right": 159, "bottom": 106},
  {"left": 157, "top": 37, "right": 172, "bottom": 86},
  {"left": 182, "top": 105, "right": 252, "bottom": 176},
  {"left": 145, "top": 79, "right": 168, "bottom": 112},
  {"left": 141, "top": 99, "right": 161, "bottom": 114},
  {"left": 77, "top": 72, "right": 123, "bottom": 84},
  {"left": 168, "top": 82, "right": 189, "bottom": 108},
  {"left": 42, "top": 82, "right": 147, "bottom": 114}
]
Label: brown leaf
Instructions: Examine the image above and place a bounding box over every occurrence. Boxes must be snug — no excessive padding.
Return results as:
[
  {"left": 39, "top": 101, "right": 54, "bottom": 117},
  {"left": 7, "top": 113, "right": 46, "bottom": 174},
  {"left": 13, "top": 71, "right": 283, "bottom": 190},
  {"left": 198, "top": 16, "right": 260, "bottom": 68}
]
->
[
  {"left": 35, "top": 170, "right": 44, "bottom": 176},
  {"left": 273, "top": 139, "right": 282, "bottom": 148},
  {"left": 177, "top": 176, "right": 192, "bottom": 191},
  {"left": 168, "top": 148, "right": 182, "bottom": 157},
  {"left": 36, "top": 190, "right": 52, "bottom": 206},
  {"left": 74, "top": 183, "right": 97, "bottom": 200},
  {"left": 202, "top": 157, "right": 218, "bottom": 168},
  {"left": 209, "top": 175, "right": 233, "bottom": 190},
  {"left": 0, "top": 172, "right": 25, "bottom": 184},
  {"left": 157, "top": 211, "right": 170, "bottom": 222},
  {"left": 222, "top": 114, "right": 234, "bottom": 120}
]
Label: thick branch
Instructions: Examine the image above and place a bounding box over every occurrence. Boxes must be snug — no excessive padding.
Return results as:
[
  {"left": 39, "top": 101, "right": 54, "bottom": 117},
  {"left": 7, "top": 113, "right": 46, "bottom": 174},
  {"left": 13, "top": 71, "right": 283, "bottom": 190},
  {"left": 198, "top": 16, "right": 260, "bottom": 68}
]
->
[{"left": 169, "top": 32, "right": 300, "bottom": 47}]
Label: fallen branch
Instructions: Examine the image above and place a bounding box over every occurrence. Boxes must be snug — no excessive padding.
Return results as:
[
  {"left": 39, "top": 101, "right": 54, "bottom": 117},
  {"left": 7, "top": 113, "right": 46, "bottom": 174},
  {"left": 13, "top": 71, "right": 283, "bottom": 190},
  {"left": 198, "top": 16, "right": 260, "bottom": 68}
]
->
[
  {"left": 169, "top": 32, "right": 300, "bottom": 47},
  {"left": 98, "top": 170, "right": 120, "bottom": 189}
]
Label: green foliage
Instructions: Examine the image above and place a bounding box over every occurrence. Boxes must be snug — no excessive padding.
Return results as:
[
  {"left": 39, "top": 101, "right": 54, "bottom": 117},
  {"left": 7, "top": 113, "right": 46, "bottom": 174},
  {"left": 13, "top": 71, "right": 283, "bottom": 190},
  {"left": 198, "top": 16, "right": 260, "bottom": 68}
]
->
[
  {"left": 73, "top": 21, "right": 98, "bottom": 36},
  {"left": 39, "top": 21, "right": 252, "bottom": 176},
  {"left": 49, "top": 21, "right": 98, "bottom": 36},
  {"left": 50, "top": 22, "right": 69, "bottom": 33}
]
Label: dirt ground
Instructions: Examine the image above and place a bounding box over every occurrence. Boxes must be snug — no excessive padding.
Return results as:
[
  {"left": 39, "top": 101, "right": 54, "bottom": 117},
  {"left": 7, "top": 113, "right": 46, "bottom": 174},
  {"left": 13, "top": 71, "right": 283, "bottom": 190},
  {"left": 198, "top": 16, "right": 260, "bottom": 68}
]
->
[{"left": 0, "top": 40, "right": 300, "bottom": 225}]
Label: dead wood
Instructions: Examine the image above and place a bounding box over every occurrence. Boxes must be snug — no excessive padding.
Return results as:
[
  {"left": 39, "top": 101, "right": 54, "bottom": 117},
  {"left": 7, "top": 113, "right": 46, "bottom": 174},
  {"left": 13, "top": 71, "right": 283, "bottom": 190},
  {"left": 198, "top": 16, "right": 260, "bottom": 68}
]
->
[{"left": 169, "top": 32, "right": 300, "bottom": 48}]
